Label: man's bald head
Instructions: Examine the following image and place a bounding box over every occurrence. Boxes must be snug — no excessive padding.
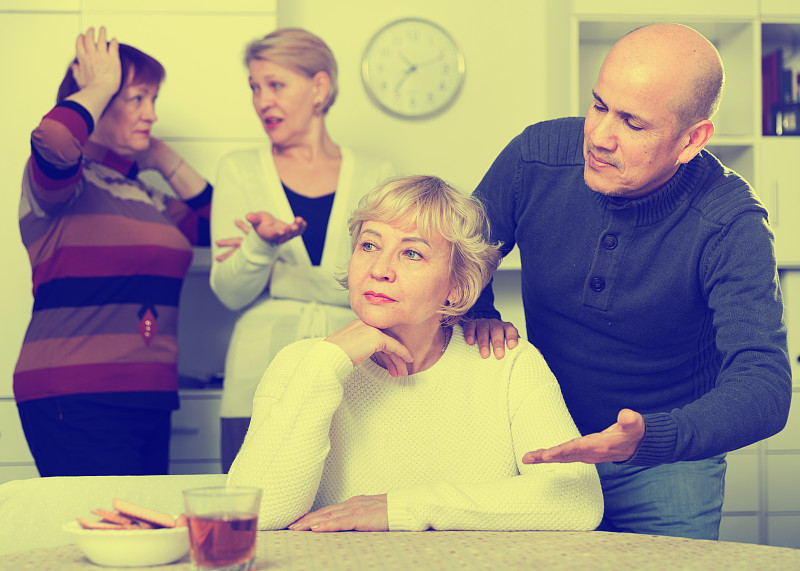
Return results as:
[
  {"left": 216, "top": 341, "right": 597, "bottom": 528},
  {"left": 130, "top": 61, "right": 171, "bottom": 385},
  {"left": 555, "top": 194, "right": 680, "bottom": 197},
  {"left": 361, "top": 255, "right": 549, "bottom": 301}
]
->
[{"left": 607, "top": 24, "right": 725, "bottom": 131}]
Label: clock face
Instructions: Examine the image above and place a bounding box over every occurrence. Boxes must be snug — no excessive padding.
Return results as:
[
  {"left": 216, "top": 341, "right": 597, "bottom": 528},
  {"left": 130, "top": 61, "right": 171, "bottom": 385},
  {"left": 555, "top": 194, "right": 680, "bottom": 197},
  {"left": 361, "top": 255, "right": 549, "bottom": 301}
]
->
[{"left": 362, "top": 18, "right": 465, "bottom": 119}]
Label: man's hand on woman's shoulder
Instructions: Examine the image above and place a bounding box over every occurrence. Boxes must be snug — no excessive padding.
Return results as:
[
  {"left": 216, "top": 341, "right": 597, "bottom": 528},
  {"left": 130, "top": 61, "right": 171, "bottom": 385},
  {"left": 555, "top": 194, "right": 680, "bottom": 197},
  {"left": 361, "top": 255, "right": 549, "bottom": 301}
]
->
[{"left": 462, "top": 318, "right": 519, "bottom": 359}]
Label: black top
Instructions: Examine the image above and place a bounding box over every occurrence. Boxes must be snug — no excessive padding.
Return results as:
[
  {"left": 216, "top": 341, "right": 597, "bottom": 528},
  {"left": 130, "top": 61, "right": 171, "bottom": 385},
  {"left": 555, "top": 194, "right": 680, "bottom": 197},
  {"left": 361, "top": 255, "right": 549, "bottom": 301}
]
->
[{"left": 283, "top": 183, "right": 335, "bottom": 266}]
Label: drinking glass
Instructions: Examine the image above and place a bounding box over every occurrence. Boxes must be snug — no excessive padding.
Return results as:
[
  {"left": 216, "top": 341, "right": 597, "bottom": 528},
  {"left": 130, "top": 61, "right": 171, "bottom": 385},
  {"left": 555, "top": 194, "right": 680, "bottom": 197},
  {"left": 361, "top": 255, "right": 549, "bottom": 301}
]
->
[{"left": 183, "top": 486, "right": 262, "bottom": 571}]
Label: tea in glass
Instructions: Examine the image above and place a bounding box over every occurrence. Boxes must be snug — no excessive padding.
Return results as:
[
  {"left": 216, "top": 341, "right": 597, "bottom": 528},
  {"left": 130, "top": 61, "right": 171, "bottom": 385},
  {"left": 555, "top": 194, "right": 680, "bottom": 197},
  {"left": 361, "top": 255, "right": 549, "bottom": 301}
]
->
[{"left": 183, "top": 486, "right": 261, "bottom": 571}]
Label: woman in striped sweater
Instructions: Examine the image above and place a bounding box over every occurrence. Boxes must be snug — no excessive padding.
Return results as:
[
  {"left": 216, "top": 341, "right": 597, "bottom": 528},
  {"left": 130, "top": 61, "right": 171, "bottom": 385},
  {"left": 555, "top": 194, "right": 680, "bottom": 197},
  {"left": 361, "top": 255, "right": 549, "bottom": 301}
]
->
[{"left": 14, "top": 27, "right": 212, "bottom": 476}]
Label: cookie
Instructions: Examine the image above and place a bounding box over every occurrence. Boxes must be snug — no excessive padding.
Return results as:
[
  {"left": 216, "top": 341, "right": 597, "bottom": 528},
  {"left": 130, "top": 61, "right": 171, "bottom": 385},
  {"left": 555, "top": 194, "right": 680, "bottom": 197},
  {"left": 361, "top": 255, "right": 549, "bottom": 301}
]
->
[
  {"left": 92, "top": 508, "right": 135, "bottom": 526},
  {"left": 77, "top": 518, "right": 124, "bottom": 530},
  {"left": 112, "top": 498, "right": 176, "bottom": 529},
  {"left": 124, "top": 517, "right": 155, "bottom": 530}
]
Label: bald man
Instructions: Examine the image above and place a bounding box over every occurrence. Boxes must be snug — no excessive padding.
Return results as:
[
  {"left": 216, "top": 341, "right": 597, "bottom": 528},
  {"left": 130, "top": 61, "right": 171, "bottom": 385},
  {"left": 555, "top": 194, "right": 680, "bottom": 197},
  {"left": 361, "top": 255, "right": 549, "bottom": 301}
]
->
[{"left": 465, "top": 24, "right": 791, "bottom": 539}]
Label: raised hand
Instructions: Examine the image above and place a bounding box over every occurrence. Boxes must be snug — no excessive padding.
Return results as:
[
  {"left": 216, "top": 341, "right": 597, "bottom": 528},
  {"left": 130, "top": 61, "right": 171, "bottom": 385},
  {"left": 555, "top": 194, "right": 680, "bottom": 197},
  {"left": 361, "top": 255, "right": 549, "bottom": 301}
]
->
[
  {"left": 135, "top": 136, "right": 208, "bottom": 201},
  {"left": 522, "top": 408, "right": 645, "bottom": 464},
  {"left": 71, "top": 26, "right": 121, "bottom": 96},
  {"left": 245, "top": 212, "right": 307, "bottom": 246},
  {"left": 287, "top": 494, "right": 388, "bottom": 532},
  {"left": 325, "top": 319, "right": 413, "bottom": 377},
  {"left": 65, "top": 27, "right": 122, "bottom": 127},
  {"left": 134, "top": 136, "right": 172, "bottom": 174}
]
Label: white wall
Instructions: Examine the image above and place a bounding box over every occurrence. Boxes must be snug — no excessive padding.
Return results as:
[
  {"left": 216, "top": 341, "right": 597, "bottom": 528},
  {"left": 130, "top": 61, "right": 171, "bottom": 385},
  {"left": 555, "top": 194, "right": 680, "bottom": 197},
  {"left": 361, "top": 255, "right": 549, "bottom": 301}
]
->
[
  {"left": 1, "top": 6, "right": 81, "bottom": 399},
  {"left": 1, "top": 0, "right": 557, "bottom": 393},
  {"left": 277, "top": 0, "right": 550, "bottom": 191},
  {"left": 272, "top": 0, "right": 563, "bottom": 357}
]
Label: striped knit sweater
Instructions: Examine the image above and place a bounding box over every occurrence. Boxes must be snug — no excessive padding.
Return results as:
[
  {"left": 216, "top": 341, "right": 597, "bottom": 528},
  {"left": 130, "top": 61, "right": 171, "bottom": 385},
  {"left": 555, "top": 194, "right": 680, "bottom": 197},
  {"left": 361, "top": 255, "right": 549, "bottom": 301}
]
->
[{"left": 14, "top": 101, "right": 212, "bottom": 406}]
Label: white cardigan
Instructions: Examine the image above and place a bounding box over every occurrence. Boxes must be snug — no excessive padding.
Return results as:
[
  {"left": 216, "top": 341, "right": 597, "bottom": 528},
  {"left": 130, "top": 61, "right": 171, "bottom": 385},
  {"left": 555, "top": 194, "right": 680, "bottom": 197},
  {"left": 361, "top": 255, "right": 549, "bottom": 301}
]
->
[
  {"left": 228, "top": 325, "right": 604, "bottom": 532},
  {"left": 210, "top": 145, "right": 395, "bottom": 417}
]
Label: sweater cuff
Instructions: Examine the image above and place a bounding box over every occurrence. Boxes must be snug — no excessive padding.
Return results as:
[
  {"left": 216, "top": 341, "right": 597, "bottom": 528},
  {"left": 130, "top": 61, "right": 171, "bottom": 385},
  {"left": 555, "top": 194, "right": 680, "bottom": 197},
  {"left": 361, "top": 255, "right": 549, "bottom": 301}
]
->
[
  {"left": 240, "top": 228, "right": 279, "bottom": 264},
  {"left": 185, "top": 182, "right": 213, "bottom": 210},
  {"left": 386, "top": 489, "right": 424, "bottom": 531},
  {"left": 315, "top": 341, "right": 355, "bottom": 382},
  {"left": 620, "top": 412, "right": 677, "bottom": 466}
]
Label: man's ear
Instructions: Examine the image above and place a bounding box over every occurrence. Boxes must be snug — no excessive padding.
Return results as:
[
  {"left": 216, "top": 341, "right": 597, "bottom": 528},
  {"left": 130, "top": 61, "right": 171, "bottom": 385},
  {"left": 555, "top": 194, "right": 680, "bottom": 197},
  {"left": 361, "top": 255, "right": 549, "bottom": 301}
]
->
[{"left": 678, "top": 119, "right": 715, "bottom": 164}]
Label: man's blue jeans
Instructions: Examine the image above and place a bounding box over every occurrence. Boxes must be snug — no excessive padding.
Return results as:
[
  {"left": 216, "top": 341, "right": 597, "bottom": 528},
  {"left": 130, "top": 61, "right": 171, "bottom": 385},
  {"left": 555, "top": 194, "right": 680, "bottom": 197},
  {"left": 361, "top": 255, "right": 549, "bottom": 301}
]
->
[{"left": 595, "top": 454, "right": 727, "bottom": 540}]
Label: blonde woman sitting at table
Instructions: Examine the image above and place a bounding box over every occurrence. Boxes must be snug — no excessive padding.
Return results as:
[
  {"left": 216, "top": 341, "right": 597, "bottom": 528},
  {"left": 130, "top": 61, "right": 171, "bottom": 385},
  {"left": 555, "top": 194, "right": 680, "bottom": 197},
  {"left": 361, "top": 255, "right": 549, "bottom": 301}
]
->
[{"left": 228, "top": 176, "right": 603, "bottom": 532}]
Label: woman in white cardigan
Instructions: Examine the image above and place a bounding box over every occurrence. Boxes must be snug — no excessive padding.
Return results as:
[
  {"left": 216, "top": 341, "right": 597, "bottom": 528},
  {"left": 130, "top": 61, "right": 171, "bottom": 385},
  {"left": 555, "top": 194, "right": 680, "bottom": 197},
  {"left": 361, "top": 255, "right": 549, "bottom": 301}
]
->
[
  {"left": 228, "top": 176, "right": 603, "bottom": 532},
  {"left": 210, "top": 28, "right": 395, "bottom": 472}
]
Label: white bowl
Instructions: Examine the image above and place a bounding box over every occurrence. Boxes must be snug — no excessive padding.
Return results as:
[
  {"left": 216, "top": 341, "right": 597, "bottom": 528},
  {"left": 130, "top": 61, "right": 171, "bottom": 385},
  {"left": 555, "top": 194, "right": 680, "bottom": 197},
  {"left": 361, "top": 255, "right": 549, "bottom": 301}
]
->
[{"left": 63, "top": 520, "right": 189, "bottom": 567}]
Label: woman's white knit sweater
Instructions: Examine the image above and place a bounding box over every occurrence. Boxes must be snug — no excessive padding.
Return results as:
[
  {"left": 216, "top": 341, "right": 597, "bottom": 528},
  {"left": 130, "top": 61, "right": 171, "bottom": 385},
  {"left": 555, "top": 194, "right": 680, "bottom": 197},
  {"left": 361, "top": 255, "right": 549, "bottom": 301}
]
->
[{"left": 228, "top": 325, "right": 603, "bottom": 531}]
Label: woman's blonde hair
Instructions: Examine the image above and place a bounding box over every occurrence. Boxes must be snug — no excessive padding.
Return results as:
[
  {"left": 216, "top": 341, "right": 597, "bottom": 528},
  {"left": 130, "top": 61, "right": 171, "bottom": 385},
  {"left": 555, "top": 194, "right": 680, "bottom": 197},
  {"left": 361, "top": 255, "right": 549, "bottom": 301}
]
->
[
  {"left": 244, "top": 28, "right": 338, "bottom": 113},
  {"left": 340, "top": 176, "right": 501, "bottom": 326}
]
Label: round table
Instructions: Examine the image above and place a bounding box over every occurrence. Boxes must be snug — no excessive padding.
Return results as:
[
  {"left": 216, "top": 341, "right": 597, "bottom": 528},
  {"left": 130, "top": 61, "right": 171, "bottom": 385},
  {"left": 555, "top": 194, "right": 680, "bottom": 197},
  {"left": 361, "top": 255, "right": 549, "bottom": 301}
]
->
[{"left": 1, "top": 530, "right": 798, "bottom": 570}]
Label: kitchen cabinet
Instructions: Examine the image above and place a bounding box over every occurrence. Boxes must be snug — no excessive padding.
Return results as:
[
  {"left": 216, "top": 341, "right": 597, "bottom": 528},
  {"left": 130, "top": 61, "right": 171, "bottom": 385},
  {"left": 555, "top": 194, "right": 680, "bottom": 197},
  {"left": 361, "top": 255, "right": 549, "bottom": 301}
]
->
[
  {"left": 761, "top": 128, "right": 800, "bottom": 267},
  {"left": 0, "top": 391, "right": 222, "bottom": 485},
  {"left": 0, "top": 399, "right": 39, "bottom": 484},
  {"left": 168, "top": 390, "right": 223, "bottom": 476}
]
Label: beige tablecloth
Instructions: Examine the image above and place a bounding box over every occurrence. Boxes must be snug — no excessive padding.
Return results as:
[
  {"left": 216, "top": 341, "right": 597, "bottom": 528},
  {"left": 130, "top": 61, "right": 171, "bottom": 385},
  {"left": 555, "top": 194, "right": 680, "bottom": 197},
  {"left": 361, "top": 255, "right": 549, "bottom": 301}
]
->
[{"left": 1, "top": 530, "right": 798, "bottom": 570}]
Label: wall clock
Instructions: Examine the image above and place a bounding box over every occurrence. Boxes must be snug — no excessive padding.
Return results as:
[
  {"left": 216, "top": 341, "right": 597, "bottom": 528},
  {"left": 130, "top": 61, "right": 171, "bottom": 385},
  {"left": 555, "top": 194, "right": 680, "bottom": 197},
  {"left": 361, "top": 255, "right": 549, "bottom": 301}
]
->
[{"left": 361, "top": 18, "right": 466, "bottom": 119}]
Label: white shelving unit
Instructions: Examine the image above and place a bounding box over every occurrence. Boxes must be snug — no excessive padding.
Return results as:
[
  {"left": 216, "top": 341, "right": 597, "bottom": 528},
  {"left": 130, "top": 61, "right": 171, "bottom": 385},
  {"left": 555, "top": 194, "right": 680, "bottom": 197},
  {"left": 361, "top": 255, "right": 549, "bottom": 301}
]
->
[
  {"left": 567, "top": 0, "right": 800, "bottom": 548},
  {"left": 573, "top": 17, "right": 758, "bottom": 184}
]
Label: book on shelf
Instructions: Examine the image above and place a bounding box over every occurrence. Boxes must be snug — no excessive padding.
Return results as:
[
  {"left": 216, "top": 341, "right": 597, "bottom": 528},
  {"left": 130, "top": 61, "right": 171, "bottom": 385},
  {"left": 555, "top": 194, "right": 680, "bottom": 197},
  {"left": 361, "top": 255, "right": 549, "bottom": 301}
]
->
[
  {"left": 762, "top": 48, "right": 799, "bottom": 135},
  {"left": 780, "top": 69, "right": 794, "bottom": 104},
  {"left": 762, "top": 49, "right": 782, "bottom": 135}
]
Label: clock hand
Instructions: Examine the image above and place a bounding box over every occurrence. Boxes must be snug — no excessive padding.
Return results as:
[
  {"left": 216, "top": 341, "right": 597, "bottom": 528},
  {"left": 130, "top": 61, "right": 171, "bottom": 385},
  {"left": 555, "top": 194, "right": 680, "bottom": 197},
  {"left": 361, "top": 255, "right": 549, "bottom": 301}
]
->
[
  {"left": 416, "top": 53, "right": 444, "bottom": 67},
  {"left": 394, "top": 64, "right": 417, "bottom": 92},
  {"left": 398, "top": 51, "right": 416, "bottom": 68}
]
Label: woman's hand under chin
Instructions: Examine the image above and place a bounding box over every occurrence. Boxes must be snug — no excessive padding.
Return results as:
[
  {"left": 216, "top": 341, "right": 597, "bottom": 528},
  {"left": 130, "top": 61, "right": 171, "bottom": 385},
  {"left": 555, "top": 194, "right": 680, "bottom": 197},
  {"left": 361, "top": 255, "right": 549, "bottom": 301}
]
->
[{"left": 325, "top": 319, "right": 413, "bottom": 377}]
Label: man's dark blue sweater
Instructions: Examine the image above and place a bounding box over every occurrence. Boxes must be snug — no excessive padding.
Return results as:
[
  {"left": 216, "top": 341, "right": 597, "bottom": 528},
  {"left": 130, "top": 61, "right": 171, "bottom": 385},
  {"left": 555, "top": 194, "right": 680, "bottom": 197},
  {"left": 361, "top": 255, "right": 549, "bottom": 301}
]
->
[{"left": 472, "top": 117, "right": 791, "bottom": 466}]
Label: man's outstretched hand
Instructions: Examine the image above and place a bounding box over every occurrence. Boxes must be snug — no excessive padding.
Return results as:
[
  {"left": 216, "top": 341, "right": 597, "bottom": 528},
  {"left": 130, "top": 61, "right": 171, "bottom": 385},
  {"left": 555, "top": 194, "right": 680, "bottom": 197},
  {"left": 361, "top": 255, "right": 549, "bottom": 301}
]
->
[{"left": 522, "top": 409, "right": 645, "bottom": 464}]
